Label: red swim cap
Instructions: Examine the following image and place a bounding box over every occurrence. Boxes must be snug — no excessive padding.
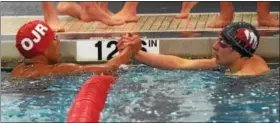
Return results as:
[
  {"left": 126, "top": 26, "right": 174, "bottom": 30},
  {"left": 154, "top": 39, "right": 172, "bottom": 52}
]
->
[{"left": 16, "top": 20, "right": 54, "bottom": 58}]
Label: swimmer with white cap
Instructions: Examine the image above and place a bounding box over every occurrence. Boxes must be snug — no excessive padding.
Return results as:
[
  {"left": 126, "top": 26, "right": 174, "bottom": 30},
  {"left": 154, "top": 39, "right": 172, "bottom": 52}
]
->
[
  {"left": 118, "top": 22, "right": 270, "bottom": 76},
  {"left": 10, "top": 20, "right": 141, "bottom": 80}
]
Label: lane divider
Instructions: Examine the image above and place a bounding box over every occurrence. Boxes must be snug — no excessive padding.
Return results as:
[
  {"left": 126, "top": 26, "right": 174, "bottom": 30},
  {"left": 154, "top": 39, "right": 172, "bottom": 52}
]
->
[{"left": 67, "top": 75, "right": 116, "bottom": 122}]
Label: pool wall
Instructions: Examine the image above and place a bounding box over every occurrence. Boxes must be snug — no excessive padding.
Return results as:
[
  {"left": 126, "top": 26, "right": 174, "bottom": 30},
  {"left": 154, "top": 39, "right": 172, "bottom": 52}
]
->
[{"left": 1, "top": 36, "right": 279, "bottom": 64}]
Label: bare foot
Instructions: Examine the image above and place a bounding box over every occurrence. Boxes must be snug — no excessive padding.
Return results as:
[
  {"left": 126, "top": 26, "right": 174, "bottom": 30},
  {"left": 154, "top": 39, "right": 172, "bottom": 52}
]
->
[
  {"left": 258, "top": 15, "right": 279, "bottom": 27},
  {"left": 105, "top": 9, "right": 114, "bottom": 16},
  {"left": 175, "top": 2, "right": 197, "bottom": 19},
  {"left": 175, "top": 12, "right": 190, "bottom": 19},
  {"left": 57, "top": 2, "right": 82, "bottom": 19},
  {"left": 100, "top": 6, "right": 114, "bottom": 16},
  {"left": 46, "top": 19, "right": 65, "bottom": 32},
  {"left": 41, "top": 2, "right": 65, "bottom": 32},
  {"left": 113, "top": 11, "right": 139, "bottom": 23},
  {"left": 98, "top": 2, "right": 114, "bottom": 16},
  {"left": 80, "top": 3, "right": 124, "bottom": 26},
  {"left": 208, "top": 16, "right": 232, "bottom": 28}
]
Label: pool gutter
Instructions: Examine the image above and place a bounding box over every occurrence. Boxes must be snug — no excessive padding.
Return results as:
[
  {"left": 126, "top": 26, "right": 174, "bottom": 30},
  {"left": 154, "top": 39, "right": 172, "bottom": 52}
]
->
[{"left": 1, "top": 36, "right": 279, "bottom": 66}]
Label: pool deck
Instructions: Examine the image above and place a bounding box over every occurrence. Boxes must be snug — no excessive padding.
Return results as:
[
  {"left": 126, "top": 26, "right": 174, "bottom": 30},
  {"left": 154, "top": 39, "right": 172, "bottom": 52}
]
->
[
  {"left": 1, "top": 12, "right": 279, "bottom": 35},
  {"left": 1, "top": 12, "right": 279, "bottom": 66}
]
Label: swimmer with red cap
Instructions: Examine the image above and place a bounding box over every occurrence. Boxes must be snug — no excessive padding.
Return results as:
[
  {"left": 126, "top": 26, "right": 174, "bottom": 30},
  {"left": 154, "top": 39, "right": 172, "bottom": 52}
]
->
[
  {"left": 118, "top": 22, "right": 270, "bottom": 76},
  {"left": 10, "top": 20, "right": 141, "bottom": 80}
]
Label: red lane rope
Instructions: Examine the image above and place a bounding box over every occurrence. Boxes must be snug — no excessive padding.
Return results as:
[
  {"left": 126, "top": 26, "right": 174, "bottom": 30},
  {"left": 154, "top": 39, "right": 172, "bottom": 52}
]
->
[{"left": 67, "top": 75, "right": 116, "bottom": 122}]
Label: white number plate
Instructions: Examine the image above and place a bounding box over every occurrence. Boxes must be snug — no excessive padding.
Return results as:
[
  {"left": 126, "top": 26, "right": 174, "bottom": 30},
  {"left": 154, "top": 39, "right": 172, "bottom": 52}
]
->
[{"left": 76, "top": 39, "right": 160, "bottom": 61}]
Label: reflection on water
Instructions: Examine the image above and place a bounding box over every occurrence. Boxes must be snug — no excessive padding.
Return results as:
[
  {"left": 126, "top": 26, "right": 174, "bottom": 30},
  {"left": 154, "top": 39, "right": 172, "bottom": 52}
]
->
[
  {"left": 101, "top": 66, "right": 279, "bottom": 122},
  {"left": 1, "top": 66, "right": 279, "bottom": 122}
]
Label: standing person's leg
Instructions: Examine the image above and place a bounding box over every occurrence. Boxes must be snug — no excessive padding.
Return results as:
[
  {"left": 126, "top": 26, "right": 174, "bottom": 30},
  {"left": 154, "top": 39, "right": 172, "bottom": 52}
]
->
[
  {"left": 41, "top": 2, "right": 64, "bottom": 32},
  {"left": 257, "top": 1, "right": 279, "bottom": 27},
  {"left": 208, "top": 2, "right": 234, "bottom": 28},
  {"left": 79, "top": 2, "right": 124, "bottom": 26},
  {"left": 57, "top": 2, "right": 82, "bottom": 19},
  {"left": 113, "top": 2, "right": 139, "bottom": 22},
  {"left": 175, "top": 2, "right": 198, "bottom": 19}
]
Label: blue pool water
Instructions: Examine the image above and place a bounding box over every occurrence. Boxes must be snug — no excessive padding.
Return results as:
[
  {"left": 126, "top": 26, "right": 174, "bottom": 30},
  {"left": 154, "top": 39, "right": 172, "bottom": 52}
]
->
[{"left": 1, "top": 65, "right": 279, "bottom": 122}]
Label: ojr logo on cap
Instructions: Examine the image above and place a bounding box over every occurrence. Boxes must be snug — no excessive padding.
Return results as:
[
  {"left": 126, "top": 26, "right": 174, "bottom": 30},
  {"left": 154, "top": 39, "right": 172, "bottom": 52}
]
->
[
  {"left": 16, "top": 20, "right": 55, "bottom": 58},
  {"left": 21, "top": 24, "right": 48, "bottom": 51}
]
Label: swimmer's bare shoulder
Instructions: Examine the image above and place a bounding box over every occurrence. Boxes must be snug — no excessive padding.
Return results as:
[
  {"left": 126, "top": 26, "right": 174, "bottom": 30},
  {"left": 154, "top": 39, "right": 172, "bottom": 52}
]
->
[
  {"left": 227, "top": 55, "right": 270, "bottom": 76},
  {"left": 49, "top": 63, "right": 83, "bottom": 75},
  {"left": 10, "top": 63, "right": 53, "bottom": 80},
  {"left": 10, "top": 63, "right": 116, "bottom": 80},
  {"left": 237, "top": 55, "right": 270, "bottom": 76}
]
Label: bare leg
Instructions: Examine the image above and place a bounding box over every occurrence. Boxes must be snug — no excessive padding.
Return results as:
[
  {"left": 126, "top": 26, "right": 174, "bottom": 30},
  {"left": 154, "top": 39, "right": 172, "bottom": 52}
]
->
[
  {"left": 79, "top": 2, "right": 124, "bottom": 26},
  {"left": 98, "top": 2, "right": 114, "bottom": 15},
  {"left": 113, "top": 2, "right": 139, "bottom": 22},
  {"left": 175, "top": 2, "right": 198, "bottom": 19},
  {"left": 257, "top": 2, "right": 279, "bottom": 27},
  {"left": 57, "top": 2, "right": 82, "bottom": 19},
  {"left": 208, "top": 2, "right": 233, "bottom": 28},
  {"left": 41, "top": 2, "right": 64, "bottom": 32}
]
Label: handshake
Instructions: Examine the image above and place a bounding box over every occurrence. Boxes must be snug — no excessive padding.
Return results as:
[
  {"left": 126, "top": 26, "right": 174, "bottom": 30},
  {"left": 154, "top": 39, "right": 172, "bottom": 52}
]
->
[{"left": 117, "top": 33, "right": 142, "bottom": 56}]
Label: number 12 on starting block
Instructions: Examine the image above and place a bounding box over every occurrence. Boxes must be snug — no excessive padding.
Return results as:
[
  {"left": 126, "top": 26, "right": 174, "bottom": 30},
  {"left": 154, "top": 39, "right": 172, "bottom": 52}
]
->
[{"left": 76, "top": 39, "right": 160, "bottom": 61}]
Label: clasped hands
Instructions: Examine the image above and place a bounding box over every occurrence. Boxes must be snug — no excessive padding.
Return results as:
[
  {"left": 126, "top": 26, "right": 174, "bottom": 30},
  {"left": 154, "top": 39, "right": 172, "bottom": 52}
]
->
[{"left": 117, "top": 33, "right": 142, "bottom": 56}]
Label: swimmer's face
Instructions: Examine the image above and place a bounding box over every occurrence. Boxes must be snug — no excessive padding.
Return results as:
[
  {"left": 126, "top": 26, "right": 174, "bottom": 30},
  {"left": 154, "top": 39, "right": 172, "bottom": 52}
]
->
[
  {"left": 44, "top": 39, "right": 61, "bottom": 64},
  {"left": 212, "top": 37, "right": 240, "bottom": 66}
]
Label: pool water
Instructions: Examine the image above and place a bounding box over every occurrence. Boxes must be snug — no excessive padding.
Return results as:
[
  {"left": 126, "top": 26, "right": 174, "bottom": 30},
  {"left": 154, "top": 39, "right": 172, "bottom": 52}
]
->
[
  {"left": 1, "top": 65, "right": 279, "bottom": 122},
  {"left": 1, "top": 72, "right": 92, "bottom": 122}
]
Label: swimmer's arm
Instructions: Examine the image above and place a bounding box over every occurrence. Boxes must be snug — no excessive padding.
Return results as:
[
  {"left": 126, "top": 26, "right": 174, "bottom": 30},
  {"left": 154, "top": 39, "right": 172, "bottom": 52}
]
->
[
  {"left": 105, "top": 46, "right": 134, "bottom": 70},
  {"left": 50, "top": 47, "right": 134, "bottom": 75},
  {"left": 50, "top": 63, "right": 116, "bottom": 76},
  {"left": 82, "top": 46, "right": 134, "bottom": 74},
  {"left": 135, "top": 50, "right": 217, "bottom": 70}
]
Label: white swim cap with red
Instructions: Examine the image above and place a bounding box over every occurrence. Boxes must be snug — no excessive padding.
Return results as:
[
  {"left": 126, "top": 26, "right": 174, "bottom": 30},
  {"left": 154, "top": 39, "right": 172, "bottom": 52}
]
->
[{"left": 16, "top": 20, "right": 55, "bottom": 58}]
